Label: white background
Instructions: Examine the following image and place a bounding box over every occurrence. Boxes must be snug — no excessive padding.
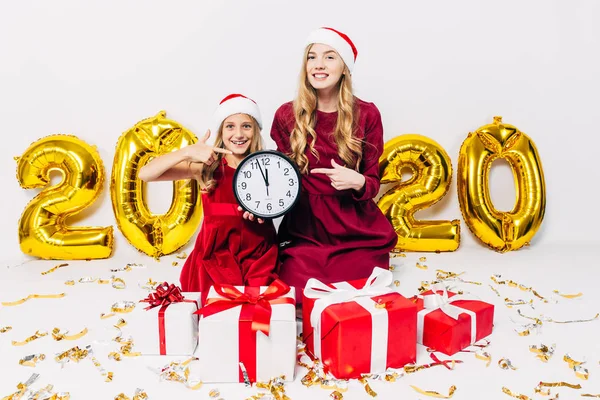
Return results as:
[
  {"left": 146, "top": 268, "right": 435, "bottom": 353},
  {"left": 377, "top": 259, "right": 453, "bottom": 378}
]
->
[
  {"left": 1, "top": 2, "right": 600, "bottom": 398},
  {"left": 1, "top": 0, "right": 599, "bottom": 263}
]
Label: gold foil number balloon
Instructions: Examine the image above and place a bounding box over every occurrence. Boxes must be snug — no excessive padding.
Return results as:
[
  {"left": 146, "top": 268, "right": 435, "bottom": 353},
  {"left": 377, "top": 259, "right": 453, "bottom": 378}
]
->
[
  {"left": 16, "top": 135, "right": 114, "bottom": 259},
  {"left": 457, "top": 116, "right": 545, "bottom": 252},
  {"left": 378, "top": 134, "right": 460, "bottom": 252},
  {"left": 111, "top": 111, "right": 202, "bottom": 258}
]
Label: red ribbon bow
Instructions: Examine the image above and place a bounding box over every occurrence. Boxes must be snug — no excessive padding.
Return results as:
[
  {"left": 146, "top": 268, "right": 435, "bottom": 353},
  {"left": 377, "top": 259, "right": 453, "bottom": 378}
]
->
[
  {"left": 140, "top": 282, "right": 185, "bottom": 310},
  {"left": 197, "top": 279, "right": 293, "bottom": 336},
  {"left": 140, "top": 282, "right": 197, "bottom": 355}
]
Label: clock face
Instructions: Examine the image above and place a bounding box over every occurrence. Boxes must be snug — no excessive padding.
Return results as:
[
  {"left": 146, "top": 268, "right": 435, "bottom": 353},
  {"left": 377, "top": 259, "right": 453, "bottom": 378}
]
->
[{"left": 233, "top": 150, "right": 302, "bottom": 219}]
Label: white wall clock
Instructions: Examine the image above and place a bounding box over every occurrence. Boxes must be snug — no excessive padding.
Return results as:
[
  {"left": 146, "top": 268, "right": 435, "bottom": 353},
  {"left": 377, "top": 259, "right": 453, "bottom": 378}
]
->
[{"left": 233, "top": 150, "right": 302, "bottom": 219}]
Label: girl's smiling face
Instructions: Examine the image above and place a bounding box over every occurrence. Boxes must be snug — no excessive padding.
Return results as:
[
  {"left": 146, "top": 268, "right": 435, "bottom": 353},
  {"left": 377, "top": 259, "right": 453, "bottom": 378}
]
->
[
  {"left": 221, "top": 113, "right": 255, "bottom": 156},
  {"left": 306, "top": 43, "right": 346, "bottom": 91}
]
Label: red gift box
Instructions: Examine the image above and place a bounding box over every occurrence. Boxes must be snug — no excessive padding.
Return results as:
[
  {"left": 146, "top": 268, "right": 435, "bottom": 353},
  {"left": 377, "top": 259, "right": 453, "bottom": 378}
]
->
[
  {"left": 416, "top": 286, "right": 494, "bottom": 356},
  {"left": 302, "top": 268, "right": 417, "bottom": 379}
]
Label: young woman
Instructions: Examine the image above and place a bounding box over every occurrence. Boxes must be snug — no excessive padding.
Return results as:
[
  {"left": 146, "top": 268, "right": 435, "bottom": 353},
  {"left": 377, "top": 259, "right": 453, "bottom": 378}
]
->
[{"left": 269, "top": 27, "right": 398, "bottom": 299}]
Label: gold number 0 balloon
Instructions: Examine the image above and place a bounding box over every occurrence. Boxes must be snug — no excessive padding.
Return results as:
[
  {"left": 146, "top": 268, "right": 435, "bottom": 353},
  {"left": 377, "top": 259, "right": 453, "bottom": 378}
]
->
[
  {"left": 16, "top": 135, "right": 114, "bottom": 259},
  {"left": 111, "top": 111, "right": 202, "bottom": 258},
  {"left": 378, "top": 134, "right": 460, "bottom": 252},
  {"left": 457, "top": 116, "right": 546, "bottom": 252}
]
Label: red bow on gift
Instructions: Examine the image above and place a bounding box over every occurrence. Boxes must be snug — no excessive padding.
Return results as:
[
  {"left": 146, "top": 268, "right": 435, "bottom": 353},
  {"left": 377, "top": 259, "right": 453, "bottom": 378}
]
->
[
  {"left": 197, "top": 279, "right": 293, "bottom": 336},
  {"left": 141, "top": 282, "right": 186, "bottom": 310}
]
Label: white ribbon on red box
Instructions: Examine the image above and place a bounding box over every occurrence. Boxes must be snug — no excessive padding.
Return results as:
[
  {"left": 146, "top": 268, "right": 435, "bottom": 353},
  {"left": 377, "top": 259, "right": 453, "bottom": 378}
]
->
[
  {"left": 416, "top": 284, "right": 477, "bottom": 344},
  {"left": 304, "top": 267, "right": 396, "bottom": 373}
]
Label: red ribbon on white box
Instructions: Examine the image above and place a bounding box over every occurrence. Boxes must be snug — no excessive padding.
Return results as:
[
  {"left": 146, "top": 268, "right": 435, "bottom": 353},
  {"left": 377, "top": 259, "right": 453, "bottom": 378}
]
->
[
  {"left": 304, "top": 267, "right": 396, "bottom": 373},
  {"left": 416, "top": 284, "right": 477, "bottom": 344}
]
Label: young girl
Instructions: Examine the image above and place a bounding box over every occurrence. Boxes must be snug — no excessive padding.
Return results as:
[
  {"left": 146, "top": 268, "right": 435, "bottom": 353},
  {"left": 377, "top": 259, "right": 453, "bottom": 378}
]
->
[
  {"left": 139, "top": 94, "right": 279, "bottom": 299},
  {"left": 269, "top": 27, "right": 398, "bottom": 298}
]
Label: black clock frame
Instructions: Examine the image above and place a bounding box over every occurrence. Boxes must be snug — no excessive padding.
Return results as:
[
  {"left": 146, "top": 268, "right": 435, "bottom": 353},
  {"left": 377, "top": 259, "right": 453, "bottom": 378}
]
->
[{"left": 232, "top": 150, "right": 302, "bottom": 219}]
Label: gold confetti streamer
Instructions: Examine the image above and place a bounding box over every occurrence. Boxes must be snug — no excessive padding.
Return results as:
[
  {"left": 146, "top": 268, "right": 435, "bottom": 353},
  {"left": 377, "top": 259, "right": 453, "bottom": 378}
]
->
[
  {"left": 502, "top": 387, "right": 530, "bottom": 399},
  {"left": 157, "top": 358, "right": 202, "bottom": 390},
  {"left": 79, "top": 277, "right": 97, "bottom": 283},
  {"left": 489, "top": 285, "right": 501, "bottom": 297},
  {"left": 359, "top": 378, "right": 377, "bottom": 397},
  {"left": 172, "top": 261, "right": 179, "bottom": 267},
  {"left": 419, "top": 256, "right": 427, "bottom": 262},
  {"left": 111, "top": 301, "right": 136, "bottom": 313},
  {"left": 11, "top": 330, "right": 48, "bottom": 346},
  {"left": 548, "top": 313, "right": 599, "bottom": 324},
  {"left": 111, "top": 276, "right": 126, "bottom": 290},
  {"left": 114, "top": 319, "right": 127, "bottom": 329},
  {"left": 2, "top": 373, "right": 40, "bottom": 400},
  {"left": 582, "top": 394, "right": 600, "bottom": 398},
  {"left": 98, "top": 278, "right": 110, "bottom": 285},
  {"left": 491, "top": 275, "right": 549, "bottom": 302},
  {"left": 537, "top": 381, "right": 582, "bottom": 390},
  {"left": 504, "top": 298, "right": 532, "bottom": 308},
  {"left": 101, "top": 313, "right": 116, "bottom": 319},
  {"left": 574, "top": 364, "right": 589, "bottom": 380},
  {"left": 389, "top": 265, "right": 396, "bottom": 271},
  {"left": 529, "top": 343, "right": 555, "bottom": 362},
  {"left": 255, "top": 376, "right": 290, "bottom": 400},
  {"left": 19, "top": 354, "right": 46, "bottom": 367},
  {"left": 176, "top": 252, "right": 188, "bottom": 259},
  {"left": 534, "top": 384, "right": 551, "bottom": 396},
  {"left": 393, "top": 280, "right": 400, "bottom": 287},
  {"left": 416, "top": 262, "right": 428, "bottom": 270},
  {"left": 1, "top": 293, "right": 65, "bottom": 306},
  {"left": 475, "top": 350, "right": 491, "bottom": 367},
  {"left": 330, "top": 391, "right": 344, "bottom": 400},
  {"left": 64, "top": 280, "right": 75, "bottom": 286},
  {"left": 553, "top": 290, "right": 583, "bottom": 299},
  {"left": 52, "top": 327, "right": 88, "bottom": 341},
  {"left": 0, "top": 326, "right": 12, "bottom": 333},
  {"left": 41, "top": 263, "right": 68, "bottom": 275},
  {"left": 391, "top": 252, "right": 406, "bottom": 257},
  {"left": 209, "top": 389, "right": 221, "bottom": 398},
  {"left": 410, "top": 385, "right": 457, "bottom": 398},
  {"left": 498, "top": 358, "right": 517, "bottom": 370}
]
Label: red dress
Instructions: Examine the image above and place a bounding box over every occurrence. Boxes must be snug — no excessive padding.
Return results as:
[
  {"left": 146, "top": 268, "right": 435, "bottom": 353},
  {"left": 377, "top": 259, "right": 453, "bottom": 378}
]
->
[
  {"left": 180, "top": 158, "right": 279, "bottom": 302},
  {"left": 270, "top": 99, "right": 398, "bottom": 299}
]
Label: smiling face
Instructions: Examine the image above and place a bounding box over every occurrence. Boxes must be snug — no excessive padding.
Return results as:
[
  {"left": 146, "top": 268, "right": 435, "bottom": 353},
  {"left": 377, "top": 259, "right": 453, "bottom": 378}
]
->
[
  {"left": 220, "top": 113, "right": 256, "bottom": 156},
  {"left": 305, "top": 43, "right": 346, "bottom": 92}
]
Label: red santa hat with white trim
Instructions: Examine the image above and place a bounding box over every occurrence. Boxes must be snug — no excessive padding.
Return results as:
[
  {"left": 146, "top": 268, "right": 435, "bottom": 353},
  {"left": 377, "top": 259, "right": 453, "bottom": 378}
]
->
[
  {"left": 213, "top": 94, "right": 263, "bottom": 133},
  {"left": 305, "top": 27, "right": 358, "bottom": 73}
]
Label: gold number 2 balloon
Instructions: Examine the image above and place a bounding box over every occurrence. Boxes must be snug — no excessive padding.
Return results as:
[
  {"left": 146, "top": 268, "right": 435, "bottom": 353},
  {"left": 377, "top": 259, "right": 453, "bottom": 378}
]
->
[
  {"left": 16, "top": 135, "right": 114, "bottom": 259},
  {"left": 111, "top": 111, "right": 202, "bottom": 258},
  {"left": 457, "top": 116, "right": 546, "bottom": 252},
  {"left": 378, "top": 134, "right": 461, "bottom": 252}
]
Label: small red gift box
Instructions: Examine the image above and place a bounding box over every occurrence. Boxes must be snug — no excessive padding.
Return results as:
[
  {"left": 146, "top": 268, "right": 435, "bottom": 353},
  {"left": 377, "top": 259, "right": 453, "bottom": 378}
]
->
[
  {"left": 302, "top": 268, "right": 417, "bottom": 379},
  {"left": 416, "top": 286, "right": 494, "bottom": 356}
]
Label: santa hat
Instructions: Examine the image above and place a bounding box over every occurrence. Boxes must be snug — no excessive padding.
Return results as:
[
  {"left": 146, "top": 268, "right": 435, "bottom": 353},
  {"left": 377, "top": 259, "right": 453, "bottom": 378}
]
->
[
  {"left": 305, "top": 27, "right": 358, "bottom": 73},
  {"left": 213, "top": 94, "right": 262, "bottom": 132}
]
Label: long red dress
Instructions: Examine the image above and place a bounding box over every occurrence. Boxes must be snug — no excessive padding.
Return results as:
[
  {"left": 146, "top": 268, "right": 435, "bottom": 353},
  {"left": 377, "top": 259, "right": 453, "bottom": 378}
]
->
[
  {"left": 180, "top": 158, "right": 279, "bottom": 302},
  {"left": 270, "top": 99, "right": 398, "bottom": 300}
]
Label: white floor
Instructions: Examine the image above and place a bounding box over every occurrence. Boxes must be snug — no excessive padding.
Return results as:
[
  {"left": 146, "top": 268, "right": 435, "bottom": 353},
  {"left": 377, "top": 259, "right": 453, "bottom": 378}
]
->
[{"left": 1, "top": 242, "right": 599, "bottom": 399}]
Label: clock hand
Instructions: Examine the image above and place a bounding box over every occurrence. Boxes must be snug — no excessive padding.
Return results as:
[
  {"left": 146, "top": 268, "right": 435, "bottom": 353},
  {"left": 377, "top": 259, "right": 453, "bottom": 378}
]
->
[
  {"left": 265, "top": 168, "right": 270, "bottom": 197},
  {"left": 256, "top": 159, "right": 267, "bottom": 183}
]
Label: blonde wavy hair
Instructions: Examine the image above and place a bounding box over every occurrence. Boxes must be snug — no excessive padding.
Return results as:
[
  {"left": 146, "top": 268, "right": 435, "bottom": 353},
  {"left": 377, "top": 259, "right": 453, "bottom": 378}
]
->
[
  {"left": 194, "top": 114, "right": 263, "bottom": 192},
  {"left": 290, "top": 45, "right": 363, "bottom": 174}
]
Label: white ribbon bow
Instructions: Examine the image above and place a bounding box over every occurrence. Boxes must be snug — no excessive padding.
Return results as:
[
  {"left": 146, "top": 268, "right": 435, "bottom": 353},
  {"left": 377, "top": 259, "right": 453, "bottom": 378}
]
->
[
  {"left": 417, "top": 284, "right": 477, "bottom": 344},
  {"left": 304, "top": 267, "right": 396, "bottom": 373}
]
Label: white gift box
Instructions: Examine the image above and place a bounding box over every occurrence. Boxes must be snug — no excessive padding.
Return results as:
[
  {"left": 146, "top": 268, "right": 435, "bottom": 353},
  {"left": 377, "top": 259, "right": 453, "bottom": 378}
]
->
[
  {"left": 126, "top": 292, "right": 200, "bottom": 356},
  {"left": 195, "top": 285, "right": 296, "bottom": 383}
]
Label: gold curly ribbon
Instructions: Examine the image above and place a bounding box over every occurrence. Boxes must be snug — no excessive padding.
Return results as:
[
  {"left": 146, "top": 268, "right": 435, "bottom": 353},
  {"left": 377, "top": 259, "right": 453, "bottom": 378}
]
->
[
  {"left": 41, "top": 263, "right": 68, "bottom": 275},
  {"left": 1, "top": 293, "right": 65, "bottom": 306},
  {"left": 52, "top": 327, "right": 88, "bottom": 341},
  {"left": 359, "top": 378, "right": 377, "bottom": 397},
  {"left": 410, "top": 385, "right": 457, "bottom": 398},
  {"left": 553, "top": 290, "right": 583, "bottom": 299},
  {"left": 111, "top": 276, "right": 126, "bottom": 289},
  {"left": 11, "top": 330, "right": 48, "bottom": 346},
  {"left": 489, "top": 285, "right": 501, "bottom": 297},
  {"left": 0, "top": 326, "right": 12, "bottom": 333},
  {"left": 582, "top": 394, "right": 600, "bottom": 398},
  {"left": 111, "top": 301, "right": 136, "bottom": 313},
  {"left": 64, "top": 280, "right": 75, "bottom": 286},
  {"left": 502, "top": 387, "right": 530, "bottom": 399},
  {"left": 491, "top": 275, "right": 549, "bottom": 303},
  {"left": 114, "top": 389, "right": 148, "bottom": 400},
  {"left": 416, "top": 262, "right": 428, "bottom": 270},
  {"left": 537, "top": 381, "right": 582, "bottom": 389},
  {"left": 19, "top": 354, "right": 46, "bottom": 367},
  {"left": 475, "top": 351, "right": 491, "bottom": 367},
  {"left": 98, "top": 278, "right": 110, "bottom": 285},
  {"left": 498, "top": 358, "right": 517, "bottom": 370},
  {"left": 255, "top": 376, "right": 289, "bottom": 400},
  {"left": 529, "top": 343, "right": 555, "bottom": 362}
]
